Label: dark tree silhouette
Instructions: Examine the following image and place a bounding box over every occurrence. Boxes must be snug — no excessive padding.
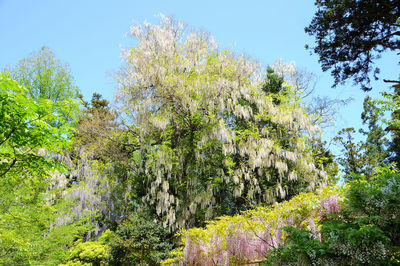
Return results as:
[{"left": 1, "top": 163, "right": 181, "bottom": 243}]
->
[{"left": 306, "top": 0, "right": 400, "bottom": 91}]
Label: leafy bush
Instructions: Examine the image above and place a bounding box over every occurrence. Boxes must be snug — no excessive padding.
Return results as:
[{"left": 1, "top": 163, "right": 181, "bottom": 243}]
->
[
  {"left": 165, "top": 167, "right": 400, "bottom": 265},
  {"left": 265, "top": 226, "right": 333, "bottom": 265},
  {"left": 62, "top": 229, "right": 114, "bottom": 266},
  {"left": 109, "top": 213, "right": 175, "bottom": 266},
  {"left": 163, "top": 186, "right": 342, "bottom": 265},
  {"left": 266, "top": 216, "right": 389, "bottom": 265},
  {"left": 266, "top": 168, "right": 400, "bottom": 265}
]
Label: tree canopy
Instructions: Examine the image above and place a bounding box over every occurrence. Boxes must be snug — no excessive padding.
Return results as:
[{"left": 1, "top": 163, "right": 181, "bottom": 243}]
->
[
  {"left": 305, "top": 0, "right": 400, "bottom": 91},
  {"left": 0, "top": 73, "right": 86, "bottom": 264},
  {"left": 6, "top": 46, "right": 80, "bottom": 101},
  {"left": 117, "top": 16, "right": 328, "bottom": 230}
]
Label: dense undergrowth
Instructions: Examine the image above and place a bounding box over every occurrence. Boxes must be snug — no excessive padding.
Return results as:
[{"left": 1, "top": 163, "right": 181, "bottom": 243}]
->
[
  {"left": 160, "top": 167, "right": 399, "bottom": 265},
  {"left": 57, "top": 167, "right": 400, "bottom": 265}
]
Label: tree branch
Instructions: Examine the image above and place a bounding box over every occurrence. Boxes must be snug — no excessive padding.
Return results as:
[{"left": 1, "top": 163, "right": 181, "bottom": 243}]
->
[
  {"left": 383, "top": 79, "right": 400, "bottom": 84},
  {"left": 0, "top": 157, "right": 18, "bottom": 178},
  {"left": 0, "top": 127, "right": 16, "bottom": 147}
]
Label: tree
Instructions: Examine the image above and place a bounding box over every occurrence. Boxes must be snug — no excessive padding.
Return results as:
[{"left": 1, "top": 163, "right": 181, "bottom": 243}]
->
[
  {"left": 0, "top": 73, "right": 88, "bottom": 264},
  {"left": 272, "top": 59, "right": 353, "bottom": 130},
  {"left": 334, "top": 127, "right": 374, "bottom": 179},
  {"left": 0, "top": 73, "right": 75, "bottom": 184},
  {"left": 117, "top": 15, "right": 328, "bottom": 230},
  {"left": 334, "top": 96, "right": 390, "bottom": 180},
  {"left": 108, "top": 213, "right": 175, "bottom": 265},
  {"left": 359, "top": 96, "right": 389, "bottom": 164},
  {"left": 376, "top": 84, "right": 400, "bottom": 166},
  {"left": 6, "top": 46, "right": 80, "bottom": 102},
  {"left": 63, "top": 229, "right": 114, "bottom": 266},
  {"left": 74, "top": 93, "right": 126, "bottom": 162},
  {"left": 305, "top": 0, "right": 400, "bottom": 91},
  {"left": 66, "top": 93, "right": 135, "bottom": 236}
]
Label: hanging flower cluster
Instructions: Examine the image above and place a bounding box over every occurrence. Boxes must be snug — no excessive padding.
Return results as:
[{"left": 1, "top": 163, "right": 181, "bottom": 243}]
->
[{"left": 117, "top": 15, "right": 328, "bottom": 230}]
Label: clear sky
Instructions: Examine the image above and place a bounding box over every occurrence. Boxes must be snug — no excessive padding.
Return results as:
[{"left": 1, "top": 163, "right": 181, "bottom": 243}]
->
[{"left": 1, "top": 0, "right": 398, "bottom": 150}]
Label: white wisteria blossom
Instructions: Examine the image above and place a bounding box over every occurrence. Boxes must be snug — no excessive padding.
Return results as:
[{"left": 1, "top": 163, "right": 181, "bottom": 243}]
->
[{"left": 117, "top": 15, "right": 328, "bottom": 230}]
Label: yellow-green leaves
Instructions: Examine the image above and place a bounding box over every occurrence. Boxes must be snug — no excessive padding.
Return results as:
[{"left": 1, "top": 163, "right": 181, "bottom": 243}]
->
[
  {"left": 0, "top": 73, "right": 77, "bottom": 179},
  {"left": 167, "top": 186, "right": 343, "bottom": 265},
  {"left": 0, "top": 73, "right": 82, "bottom": 264}
]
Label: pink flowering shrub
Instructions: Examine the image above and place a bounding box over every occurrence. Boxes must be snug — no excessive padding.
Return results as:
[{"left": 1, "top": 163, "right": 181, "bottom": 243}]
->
[
  {"left": 320, "top": 195, "right": 340, "bottom": 216},
  {"left": 163, "top": 186, "right": 343, "bottom": 265}
]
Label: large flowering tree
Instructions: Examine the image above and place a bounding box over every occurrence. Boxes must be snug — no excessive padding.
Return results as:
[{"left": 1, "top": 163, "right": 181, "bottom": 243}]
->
[{"left": 117, "top": 15, "right": 328, "bottom": 230}]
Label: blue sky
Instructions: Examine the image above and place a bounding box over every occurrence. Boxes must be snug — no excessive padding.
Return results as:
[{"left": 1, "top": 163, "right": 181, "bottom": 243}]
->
[{"left": 1, "top": 0, "right": 398, "bottom": 149}]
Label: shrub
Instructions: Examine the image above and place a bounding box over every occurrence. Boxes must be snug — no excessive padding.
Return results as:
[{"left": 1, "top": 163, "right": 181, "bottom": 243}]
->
[
  {"left": 62, "top": 229, "right": 114, "bottom": 266},
  {"left": 163, "top": 186, "right": 342, "bottom": 265},
  {"left": 266, "top": 168, "right": 400, "bottom": 265},
  {"left": 109, "top": 213, "right": 175, "bottom": 266}
]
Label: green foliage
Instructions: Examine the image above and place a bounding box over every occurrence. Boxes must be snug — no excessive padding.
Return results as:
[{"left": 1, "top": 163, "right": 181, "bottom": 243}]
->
[
  {"left": 266, "top": 216, "right": 389, "bottom": 266},
  {"left": 166, "top": 186, "right": 342, "bottom": 265},
  {"left": 0, "top": 73, "right": 89, "bottom": 264},
  {"left": 373, "top": 85, "right": 400, "bottom": 166},
  {"left": 309, "top": 137, "right": 339, "bottom": 184},
  {"left": 6, "top": 46, "right": 80, "bottom": 102},
  {"left": 334, "top": 96, "right": 390, "bottom": 180},
  {"left": 0, "top": 74, "right": 75, "bottom": 180},
  {"left": 360, "top": 96, "right": 389, "bottom": 164},
  {"left": 108, "top": 213, "right": 175, "bottom": 266},
  {"left": 265, "top": 226, "right": 332, "bottom": 266},
  {"left": 63, "top": 212, "right": 175, "bottom": 266},
  {"left": 321, "top": 214, "right": 389, "bottom": 265},
  {"left": 66, "top": 93, "right": 137, "bottom": 233},
  {"left": 334, "top": 127, "right": 376, "bottom": 179},
  {"left": 5, "top": 46, "right": 81, "bottom": 128},
  {"left": 63, "top": 230, "right": 114, "bottom": 266},
  {"left": 346, "top": 169, "right": 400, "bottom": 251},
  {"left": 266, "top": 168, "right": 400, "bottom": 265},
  {"left": 74, "top": 93, "right": 131, "bottom": 163}
]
